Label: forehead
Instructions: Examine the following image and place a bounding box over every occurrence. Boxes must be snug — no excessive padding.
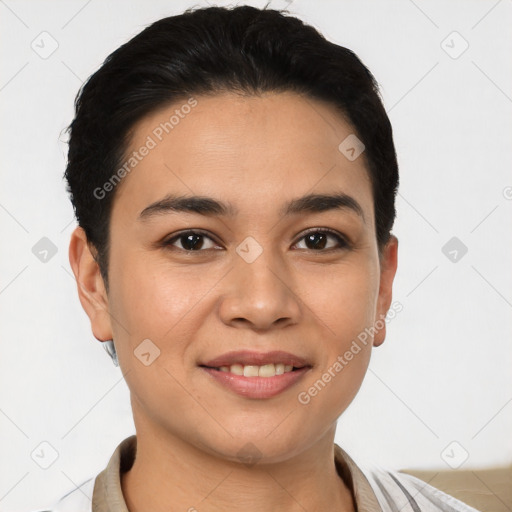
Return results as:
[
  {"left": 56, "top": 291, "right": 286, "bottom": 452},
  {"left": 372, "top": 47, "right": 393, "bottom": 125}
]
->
[{"left": 112, "top": 91, "right": 374, "bottom": 224}]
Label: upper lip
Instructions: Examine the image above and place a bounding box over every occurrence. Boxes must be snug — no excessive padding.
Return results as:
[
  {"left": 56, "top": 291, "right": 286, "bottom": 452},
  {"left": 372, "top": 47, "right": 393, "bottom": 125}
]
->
[{"left": 200, "top": 350, "right": 310, "bottom": 368}]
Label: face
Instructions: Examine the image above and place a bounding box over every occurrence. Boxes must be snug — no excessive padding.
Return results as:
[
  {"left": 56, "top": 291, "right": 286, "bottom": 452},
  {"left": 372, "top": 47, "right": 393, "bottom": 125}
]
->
[{"left": 72, "top": 91, "right": 397, "bottom": 464}]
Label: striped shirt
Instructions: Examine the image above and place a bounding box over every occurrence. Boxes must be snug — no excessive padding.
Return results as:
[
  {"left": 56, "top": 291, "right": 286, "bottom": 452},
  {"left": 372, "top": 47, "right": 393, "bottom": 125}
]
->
[{"left": 41, "top": 435, "right": 480, "bottom": 512}]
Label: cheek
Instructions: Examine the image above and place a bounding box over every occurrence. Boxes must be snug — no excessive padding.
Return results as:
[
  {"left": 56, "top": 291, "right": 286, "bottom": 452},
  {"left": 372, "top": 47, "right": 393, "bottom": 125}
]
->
[
  {"left": 294, "top": 260, "right": 378, "bottom": 413},
  {"left": 107, "top": 252, "right": 208, "bottom": 351},
  {"left": 300, "top": 258, "right": 379, "bottom": 341},
  {"left": 111, "top": 253, "right": 191, "bottom": 324},
  {"left": 107, "top": 255, "right": 214, "bottom": 425}
]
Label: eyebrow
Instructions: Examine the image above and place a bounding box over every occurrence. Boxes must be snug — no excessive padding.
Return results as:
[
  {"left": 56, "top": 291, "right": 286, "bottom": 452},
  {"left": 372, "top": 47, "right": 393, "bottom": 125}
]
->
[{"left": 138, "top": 192, "right": 365, "bottom": 223}]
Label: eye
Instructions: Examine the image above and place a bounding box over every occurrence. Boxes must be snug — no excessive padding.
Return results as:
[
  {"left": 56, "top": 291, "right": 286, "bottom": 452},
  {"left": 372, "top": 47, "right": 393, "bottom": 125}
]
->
[
  {"left": 162, "top": 230, "right": 220, "bottom": 252},
  {"left": 162, "top": 228, "right": 350, "bottom": 253},
  {"left": 293, "top": 228, "right": 349, "bottom": 251}
]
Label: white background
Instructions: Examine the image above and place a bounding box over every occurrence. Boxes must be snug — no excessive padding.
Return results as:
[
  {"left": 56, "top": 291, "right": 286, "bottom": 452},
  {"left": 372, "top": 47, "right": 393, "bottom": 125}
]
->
[{"left": 1, "top": 0, "right": 511, "bottom": 510}]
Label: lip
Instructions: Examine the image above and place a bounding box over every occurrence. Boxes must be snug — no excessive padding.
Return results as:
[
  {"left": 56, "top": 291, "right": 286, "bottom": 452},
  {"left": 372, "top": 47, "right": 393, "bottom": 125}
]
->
[
  {"left": 200, "top": 350, "right": 310, "bottom": 368},
  {"left": 199, "top": 350, "right": 312, "bottom": 399},
  {"left": 201, "top": 366, "right": 311, "bottom": 399}
]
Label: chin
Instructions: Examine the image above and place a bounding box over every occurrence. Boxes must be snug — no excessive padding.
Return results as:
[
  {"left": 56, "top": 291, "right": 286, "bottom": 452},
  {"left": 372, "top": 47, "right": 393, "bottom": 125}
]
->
[{"left": 199, "top": 427, "right": 314, "bottom": 467}]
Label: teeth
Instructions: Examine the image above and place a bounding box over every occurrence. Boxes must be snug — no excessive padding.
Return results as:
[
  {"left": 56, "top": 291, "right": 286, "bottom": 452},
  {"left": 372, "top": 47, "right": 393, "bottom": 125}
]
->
[
  {"left": 258, "top": 364, "right": 276, "bottom": 377},
  {"left": 230, "top": 364, "right": 244, "bottom": 375},
  {"left": 243, "top": 365, "right": 259, "bottom": 377},
  {"left": 216, "top": 363, "right": 297, "bottom": 377}
]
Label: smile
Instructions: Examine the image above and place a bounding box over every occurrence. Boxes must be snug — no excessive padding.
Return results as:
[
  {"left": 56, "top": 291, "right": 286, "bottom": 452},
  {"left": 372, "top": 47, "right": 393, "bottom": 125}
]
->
[
  {"left": 211, "top": 363, "right": 295, "bottom": 377},
  {"left": 199, "top": 350, "right": 312, "bottom": 399}
]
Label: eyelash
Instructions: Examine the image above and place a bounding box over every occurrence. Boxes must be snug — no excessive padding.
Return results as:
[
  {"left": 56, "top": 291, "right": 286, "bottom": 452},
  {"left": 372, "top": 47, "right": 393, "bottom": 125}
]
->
[{"left": 161, "top": 228, "right": 350, "bottom": 253}]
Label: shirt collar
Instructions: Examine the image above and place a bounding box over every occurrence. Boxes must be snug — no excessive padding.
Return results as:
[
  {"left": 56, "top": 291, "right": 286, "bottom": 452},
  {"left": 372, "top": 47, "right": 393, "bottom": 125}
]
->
[{"left": 92, "top": 435, "right": 382, "bottom": 512}]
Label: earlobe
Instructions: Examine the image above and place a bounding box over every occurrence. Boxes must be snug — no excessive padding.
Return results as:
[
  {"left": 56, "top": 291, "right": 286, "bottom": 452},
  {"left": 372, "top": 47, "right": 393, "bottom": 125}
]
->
[
  {"left": 68, "top": 226, "right": 113, "bottom": 342},
  {"left": 373, "top": 235, "right": 398, "bottom": 347}
]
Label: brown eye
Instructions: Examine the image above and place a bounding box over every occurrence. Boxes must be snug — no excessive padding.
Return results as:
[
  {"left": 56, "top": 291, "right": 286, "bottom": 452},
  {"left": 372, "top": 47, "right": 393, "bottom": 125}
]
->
[
  {"left": 294, "top": 229, "right": 349, "bottom": 251},
  {"left": 163, "top": 231, "right": 219, "bottom": 251}
]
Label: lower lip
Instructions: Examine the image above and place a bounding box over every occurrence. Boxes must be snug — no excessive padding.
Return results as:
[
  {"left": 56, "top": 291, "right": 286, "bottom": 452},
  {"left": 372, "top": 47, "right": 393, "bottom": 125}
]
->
[{"left": 200, "top": 367, "right": 310, "bottom": 399}]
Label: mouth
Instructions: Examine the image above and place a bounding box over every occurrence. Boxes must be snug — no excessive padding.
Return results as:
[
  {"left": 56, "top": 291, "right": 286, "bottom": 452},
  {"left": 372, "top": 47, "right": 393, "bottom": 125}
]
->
[
  {"left": 199, "top": 362, "right": 305, "bottom": 377},
  {"left": 198, "top": 350, "right": 312, "bottom": 399},
  {"left": 199, "top": 349, "right": 311, "bottom": 375}
]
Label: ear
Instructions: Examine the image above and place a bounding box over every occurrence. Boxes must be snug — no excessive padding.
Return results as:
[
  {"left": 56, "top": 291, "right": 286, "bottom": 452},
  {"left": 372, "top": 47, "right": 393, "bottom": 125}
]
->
[
  {"left": 68, "top": 226, "right": 113, "bottom": 342},
  {"left": 373, "top": 234, "right": 398, "bottom": 347}
]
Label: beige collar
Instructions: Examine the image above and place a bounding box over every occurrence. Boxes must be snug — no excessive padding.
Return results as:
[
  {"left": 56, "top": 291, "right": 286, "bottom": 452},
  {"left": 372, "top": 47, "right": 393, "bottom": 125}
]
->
[{"left": 92, "top": 435, "right": 382, "bottom": 512}]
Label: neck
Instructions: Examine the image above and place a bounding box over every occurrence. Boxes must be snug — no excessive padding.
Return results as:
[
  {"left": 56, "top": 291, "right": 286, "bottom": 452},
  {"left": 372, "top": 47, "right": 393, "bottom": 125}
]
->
[{"left": 121, "top": 423, "right": 356, "bottom": 512}]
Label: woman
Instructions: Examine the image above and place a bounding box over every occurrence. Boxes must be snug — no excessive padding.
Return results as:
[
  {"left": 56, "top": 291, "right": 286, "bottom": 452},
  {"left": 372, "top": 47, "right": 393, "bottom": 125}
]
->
[{"left": 48, "top": 5, "right": 479, "bottom": 511}]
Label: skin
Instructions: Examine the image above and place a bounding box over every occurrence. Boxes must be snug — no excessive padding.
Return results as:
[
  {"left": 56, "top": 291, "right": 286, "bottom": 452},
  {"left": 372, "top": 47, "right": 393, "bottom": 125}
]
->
[{"left": 69, "top": 91, "right": 398, "bottom": 512}]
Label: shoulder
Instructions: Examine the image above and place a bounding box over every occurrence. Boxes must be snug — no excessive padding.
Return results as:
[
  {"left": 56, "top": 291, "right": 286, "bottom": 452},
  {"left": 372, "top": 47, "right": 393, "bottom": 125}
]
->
[
  {"left": 362, "top": 465, "right": 482, "bottom": 512},
  {"left": 33, "top": 476, "right": 96, "bottom": 512}
]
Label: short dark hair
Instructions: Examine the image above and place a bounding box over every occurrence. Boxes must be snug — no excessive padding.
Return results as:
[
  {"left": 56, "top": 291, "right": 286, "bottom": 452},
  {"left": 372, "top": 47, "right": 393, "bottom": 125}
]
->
[{"left": 64, "top": 5, "right": 399, "bottom": 287}]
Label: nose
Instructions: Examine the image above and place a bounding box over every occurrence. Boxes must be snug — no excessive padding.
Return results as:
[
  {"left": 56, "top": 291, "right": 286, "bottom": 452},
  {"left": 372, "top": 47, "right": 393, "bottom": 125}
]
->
[{"left": 218, "top": 248, "right": 302, "bottom": 332}]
